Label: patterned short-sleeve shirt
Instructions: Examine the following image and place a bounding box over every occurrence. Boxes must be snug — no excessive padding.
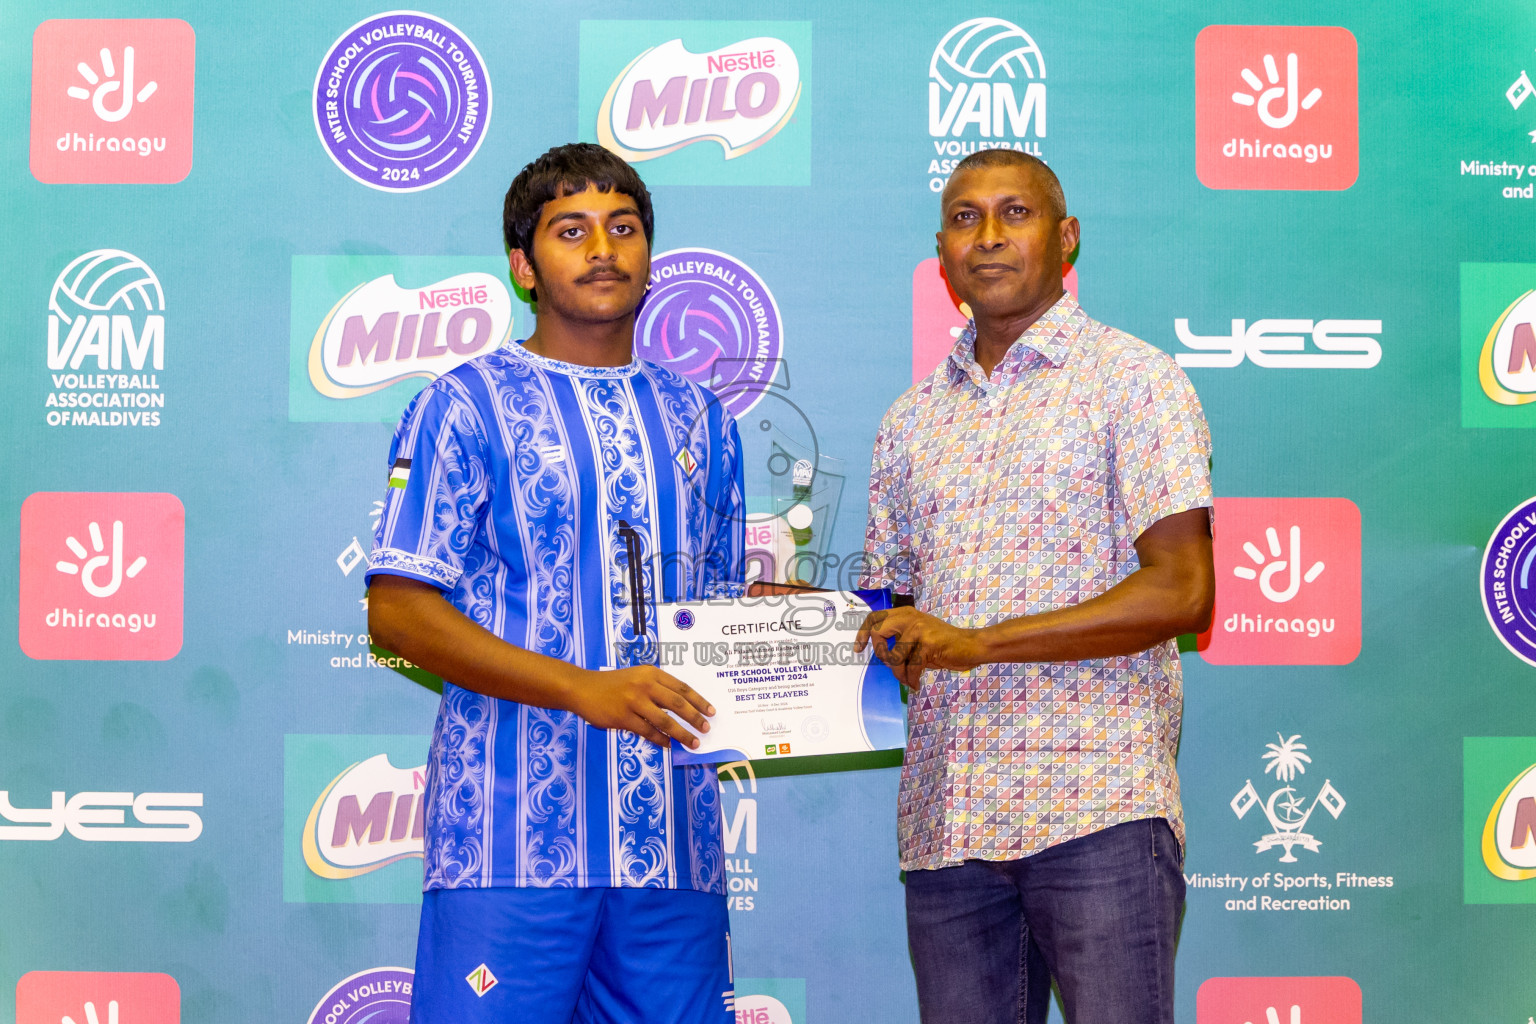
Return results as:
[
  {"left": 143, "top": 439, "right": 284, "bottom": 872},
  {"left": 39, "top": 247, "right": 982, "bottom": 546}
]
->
[
  {"left": 366, "top": 342, "right": 743, "bottom": 893},
  {"left": 859, "top": 294, "right": 1212, "bottom": 871}
]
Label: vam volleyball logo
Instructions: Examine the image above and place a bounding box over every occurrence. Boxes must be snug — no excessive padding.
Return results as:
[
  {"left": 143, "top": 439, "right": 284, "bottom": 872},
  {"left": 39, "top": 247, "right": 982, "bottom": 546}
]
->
[
  {"left": 290, "top": 256, "right": 525, "bottom": 423},
  {"left": 30, "top": 19, "right": 195, "bottom": 184},
  {"left": 720, "top": 761, "right": 760, "bottom": 913},
  {"left": 18, "top": 492, "right": 184, "bottom": 661},
  {"left": 1482, "top": 497, "right": 1536, "bottom": 666},
  {"left": 313, "top": 12, "right": 490, "bottom": 192},
  {"left": 580, "top": 21, "right": 811, "bottom": 185},
  {"left": 1195, "top": 25, "right": 1358, "bottom": 190},
  {"left": 925, "top": 18, "right": 1048, "bottom": 193},
  {"left": 634, "top": 249, "right": 782, "bottom": 418},
  {"left": 45, "top": 249, "right": 167, "bottom": 429}
]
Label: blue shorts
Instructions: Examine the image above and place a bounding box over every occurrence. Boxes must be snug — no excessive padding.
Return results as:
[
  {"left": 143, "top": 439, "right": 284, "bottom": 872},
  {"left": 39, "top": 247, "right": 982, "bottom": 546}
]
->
[{"left": 409, "top": 886, "right": 734, "bottom": 1024}]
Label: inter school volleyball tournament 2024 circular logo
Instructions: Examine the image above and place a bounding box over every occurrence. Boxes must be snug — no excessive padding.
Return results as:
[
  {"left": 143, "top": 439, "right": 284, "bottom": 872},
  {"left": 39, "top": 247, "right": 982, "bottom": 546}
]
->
[
  {"left": 635, "top": 249, "right": 782, "bottom": 419},
  {"left": 313, "top": 12, "right": 490, "bottom": 192},
  {"left": 306, "top": 967, "right": 413, "bottom": 1024},
  {"left": 1483, "top": 496, "right": 1536, "bottom": 667}
]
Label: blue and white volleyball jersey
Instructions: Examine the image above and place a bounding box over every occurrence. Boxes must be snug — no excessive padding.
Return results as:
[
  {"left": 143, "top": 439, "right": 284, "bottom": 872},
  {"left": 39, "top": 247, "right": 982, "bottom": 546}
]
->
[{"left": 365, "top": 341, "right": 744, "bottom": 894}]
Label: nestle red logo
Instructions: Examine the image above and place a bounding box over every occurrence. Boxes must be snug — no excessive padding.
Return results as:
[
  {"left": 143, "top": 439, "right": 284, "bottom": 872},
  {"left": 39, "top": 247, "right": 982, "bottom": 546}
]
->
[
  {"left": 706, "top": 49, "right": 776, "bottom": 73},
  {"left": 17, "top": 971, "right": 181, "bottom": 1024},
  {"left": 1196, "top": 976, "right": 1360, "bottom": 1024},
  {"left": 418, "top": 285, "right": 489, "bottom": 309},
  {"left": 1195, "top": 25, "right": 1358, "bottom": 190}
]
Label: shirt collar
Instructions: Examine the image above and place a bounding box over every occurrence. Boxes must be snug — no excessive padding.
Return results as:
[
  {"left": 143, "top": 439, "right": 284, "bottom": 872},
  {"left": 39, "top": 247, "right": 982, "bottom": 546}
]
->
[
  {"left": 511, "top": 339, "right": 642, "bottom": 378},
  {"left": 946, "top": 291, "right": 1085, "bottom": 383}
]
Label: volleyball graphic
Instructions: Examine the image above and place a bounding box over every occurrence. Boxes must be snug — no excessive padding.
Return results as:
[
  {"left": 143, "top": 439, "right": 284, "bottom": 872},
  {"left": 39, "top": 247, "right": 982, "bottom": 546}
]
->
[
  {"left": 634, "top": 248, "right": 782, "bottom": 418},
  {"left": 49, "top": 249, "right": 163, "bottom": 322},
  {"left": 929, "top": 17, "right": 1046, "bottom": 91},
  {"left": 312, "top": 12, "right": 491, "bottom": 192}
]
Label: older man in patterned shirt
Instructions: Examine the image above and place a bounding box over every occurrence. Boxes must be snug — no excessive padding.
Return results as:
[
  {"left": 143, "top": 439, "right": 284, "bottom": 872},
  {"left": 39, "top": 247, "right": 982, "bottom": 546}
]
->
[{"left": 857, "top": 150, "right": 1214, "bottom": 1024}]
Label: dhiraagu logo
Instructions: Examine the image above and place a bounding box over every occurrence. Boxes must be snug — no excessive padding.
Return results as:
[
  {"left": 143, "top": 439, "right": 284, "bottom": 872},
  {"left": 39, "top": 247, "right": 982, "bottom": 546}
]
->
[
  {"left": 579, "top": 21, "right": 811, "bottom": 185},
  {"left": 289, "top": 256, "right": 529, "bottom": 423},
  {"left": 284, "top": 734, "right": 430, "bottom": 903},
  {"left": 1462, "top": 263, "right": 1536, "bottom": 427}
]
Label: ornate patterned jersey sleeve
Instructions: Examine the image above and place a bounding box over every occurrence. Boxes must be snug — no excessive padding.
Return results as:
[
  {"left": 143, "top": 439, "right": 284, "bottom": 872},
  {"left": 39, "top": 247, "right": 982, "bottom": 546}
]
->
[{"left": 367, "top": 378, "right": 491, "bottom": 592}]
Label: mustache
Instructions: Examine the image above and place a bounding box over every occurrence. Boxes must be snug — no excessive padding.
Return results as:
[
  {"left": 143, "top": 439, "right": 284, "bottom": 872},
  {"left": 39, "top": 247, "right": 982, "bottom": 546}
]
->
[{"left": 576, "top": 266, "right": 631, "bottom": 283}]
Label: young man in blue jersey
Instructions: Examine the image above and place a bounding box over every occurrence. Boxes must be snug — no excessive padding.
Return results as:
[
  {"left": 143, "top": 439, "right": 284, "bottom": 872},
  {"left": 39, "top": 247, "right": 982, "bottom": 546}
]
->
[{"left": 366, "top": 142, "right": 744, "bottom": 1024}]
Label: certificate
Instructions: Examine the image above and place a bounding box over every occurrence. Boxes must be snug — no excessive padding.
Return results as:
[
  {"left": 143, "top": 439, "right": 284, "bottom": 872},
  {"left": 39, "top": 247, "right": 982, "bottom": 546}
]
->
[{"left": 657, "top": 590, "right": 906, "bottom": 765}]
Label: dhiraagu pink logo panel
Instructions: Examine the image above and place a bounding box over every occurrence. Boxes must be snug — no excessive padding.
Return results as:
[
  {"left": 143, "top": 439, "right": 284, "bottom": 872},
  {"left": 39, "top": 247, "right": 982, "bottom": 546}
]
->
[{"left": 19, "top": 491, "right": 184, "bottom": 660}]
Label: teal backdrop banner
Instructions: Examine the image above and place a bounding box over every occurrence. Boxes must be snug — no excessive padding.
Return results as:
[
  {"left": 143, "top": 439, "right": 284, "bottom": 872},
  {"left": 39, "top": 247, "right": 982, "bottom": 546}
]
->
[{"left": 4, "top": 2, "right": 1536, "bottom": 1023}]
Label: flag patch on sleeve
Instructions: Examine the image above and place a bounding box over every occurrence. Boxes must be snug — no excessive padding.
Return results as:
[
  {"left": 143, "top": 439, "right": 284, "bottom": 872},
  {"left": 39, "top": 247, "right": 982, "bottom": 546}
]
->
[{"left": 388, "top": 457, "right": 412, "bottom": 489}]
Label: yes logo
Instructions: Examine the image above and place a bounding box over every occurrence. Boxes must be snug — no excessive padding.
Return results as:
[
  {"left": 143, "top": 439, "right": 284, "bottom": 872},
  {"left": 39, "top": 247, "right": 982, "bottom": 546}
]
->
[
  {"left": 30, "top": 19, "right": 196, "bottom": 184},
  {"left": 1173, "top": 317, "right": 1382, "bottom": 369},
  {"left": 17, "top": 972, "right": 180, "bottom": 1024},
  {"left": 911, "top": 257, "right": 1077, "bottom": 383},
  {"left": 1195, "top": 26, "right": 1358, "bottom": 190},
  {"left": 0, "top": 790, "right": 202, "bottom": 842},
  {"left": 19, "top": 492, "right": 184, "bottom": 661},
  {"left": 1198, "top": 497, "right": 1360, "bottom": 665},
  {"left": 580, "top": 21, "right": 811, "bottom": 185},
  {"left": 1196, "top": 977, "right": 1361, "bottom": 1024}
]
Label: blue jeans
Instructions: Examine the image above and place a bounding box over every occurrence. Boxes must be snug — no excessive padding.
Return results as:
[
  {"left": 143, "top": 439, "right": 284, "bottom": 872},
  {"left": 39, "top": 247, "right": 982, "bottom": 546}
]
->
[{"left": 905, "top": 818, "right": 1184, "bottom": 1024}]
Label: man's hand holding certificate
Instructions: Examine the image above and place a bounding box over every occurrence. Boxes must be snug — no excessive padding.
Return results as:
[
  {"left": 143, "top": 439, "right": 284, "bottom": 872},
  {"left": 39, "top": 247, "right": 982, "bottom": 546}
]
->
[{"left": 657, "top": 590, "right": 906, "bottom": 764}]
